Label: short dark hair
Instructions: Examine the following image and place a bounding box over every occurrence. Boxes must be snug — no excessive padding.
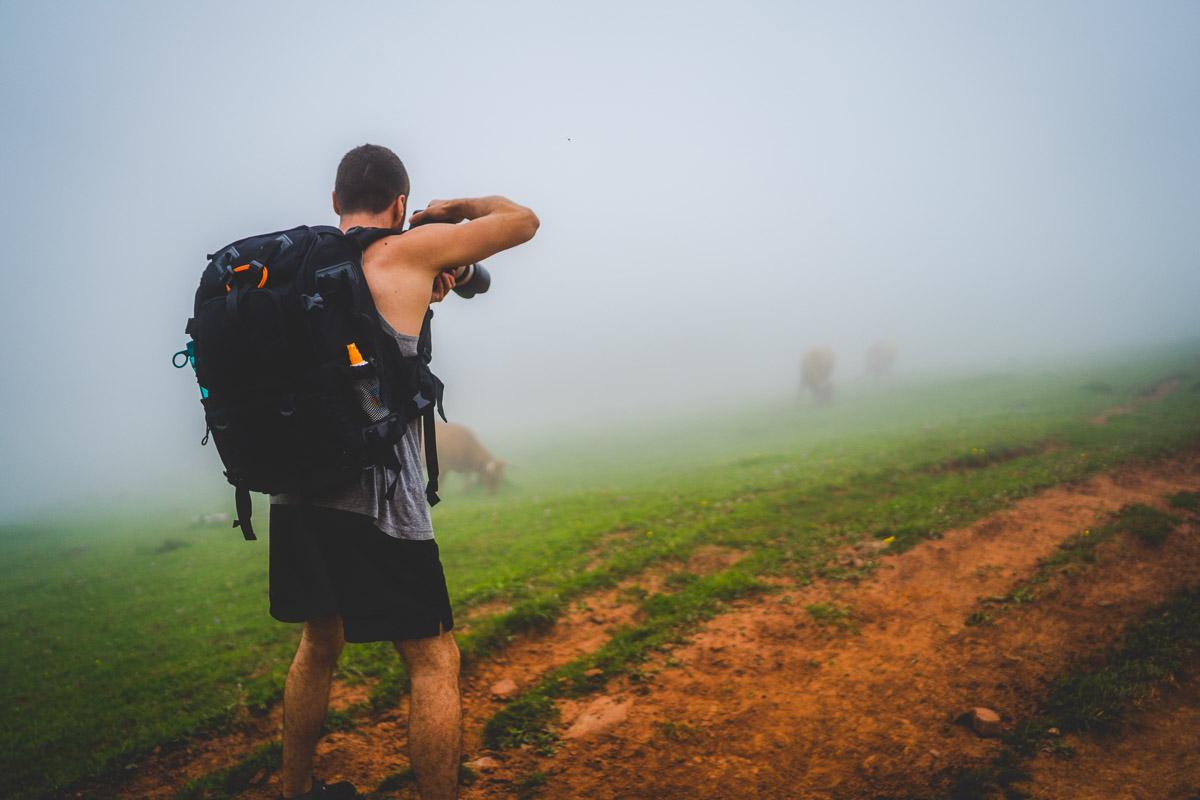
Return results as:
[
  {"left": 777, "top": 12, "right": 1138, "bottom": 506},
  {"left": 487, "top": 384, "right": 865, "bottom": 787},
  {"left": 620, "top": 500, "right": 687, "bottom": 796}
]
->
[{"left": 334, "top": 144, "right": 410, "bottom": 214}]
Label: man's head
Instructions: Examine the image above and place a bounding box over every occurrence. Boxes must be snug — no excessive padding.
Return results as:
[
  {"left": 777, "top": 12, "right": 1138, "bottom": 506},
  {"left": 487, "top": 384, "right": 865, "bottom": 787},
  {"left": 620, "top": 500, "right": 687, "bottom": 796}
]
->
[{"left": 333, "top": 144, "right": 410, "bottom": 227}]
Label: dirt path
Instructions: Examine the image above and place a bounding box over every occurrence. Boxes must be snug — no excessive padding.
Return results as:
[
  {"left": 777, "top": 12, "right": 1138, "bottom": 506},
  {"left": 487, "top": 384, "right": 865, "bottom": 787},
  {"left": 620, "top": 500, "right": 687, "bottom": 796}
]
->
[
  {"left": 1023, "top": 669, "right": 1200, "bottom": 800},
  {"left": 1089, "top": 378, "right": 1179, "bottom": 425},
  {"left": 459, "top": 452, "right": 1200, "bottom": 799}
]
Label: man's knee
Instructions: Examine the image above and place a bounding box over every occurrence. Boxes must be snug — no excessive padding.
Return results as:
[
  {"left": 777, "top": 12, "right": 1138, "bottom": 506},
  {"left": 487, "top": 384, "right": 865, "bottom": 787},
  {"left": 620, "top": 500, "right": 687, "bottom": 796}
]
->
[
  {"left": 300, "top": 615, "right": 345, "bottom": 664},
  {"left": 396, "top": 630, "right": 459, "bottom": 680}
]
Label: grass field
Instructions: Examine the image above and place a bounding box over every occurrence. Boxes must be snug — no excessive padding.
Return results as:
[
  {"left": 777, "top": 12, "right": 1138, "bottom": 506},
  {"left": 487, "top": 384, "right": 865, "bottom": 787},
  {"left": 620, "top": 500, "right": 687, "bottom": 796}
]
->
[{"left": 2, "top": 345, "right": 1199, "bottom": 799}]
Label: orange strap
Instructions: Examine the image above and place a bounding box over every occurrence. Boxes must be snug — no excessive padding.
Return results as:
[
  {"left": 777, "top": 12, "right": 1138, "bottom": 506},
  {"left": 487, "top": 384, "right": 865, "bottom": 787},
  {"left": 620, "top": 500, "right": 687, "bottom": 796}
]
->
[{"left": 224, "top": 263, "right": 269, "bottom": 292}]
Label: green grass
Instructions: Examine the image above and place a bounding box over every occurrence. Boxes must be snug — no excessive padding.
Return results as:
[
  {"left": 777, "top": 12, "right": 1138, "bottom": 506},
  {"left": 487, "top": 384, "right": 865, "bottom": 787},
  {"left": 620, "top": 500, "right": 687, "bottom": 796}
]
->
[
  {"left": 806, "top": 602, "right": 858, "bottom": 631},
  {"left": 2, "top": 347, "right": 1199, "bottom": 799},
  {"left": 1168, "top": 490, "right": 1200, "bottom": 512},
  {"left": 1109, "top": 503, "right": 1178, "bottom": 546},
  {"left": 516, "top": 770, "right": 549, "bottom": 800}
]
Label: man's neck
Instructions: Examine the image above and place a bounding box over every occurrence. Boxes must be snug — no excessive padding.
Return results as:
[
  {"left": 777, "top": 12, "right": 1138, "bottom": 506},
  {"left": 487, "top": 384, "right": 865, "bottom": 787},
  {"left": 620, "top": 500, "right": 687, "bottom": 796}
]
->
[{"left": 338, "top": 212, "right": 400, "bottom": 233}]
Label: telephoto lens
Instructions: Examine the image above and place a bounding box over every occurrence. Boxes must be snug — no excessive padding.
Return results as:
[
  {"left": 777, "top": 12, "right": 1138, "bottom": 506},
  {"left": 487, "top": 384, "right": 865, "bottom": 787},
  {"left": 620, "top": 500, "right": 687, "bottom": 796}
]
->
[{"left": 451, "top": 263, "right": 490, "bottom": 298}]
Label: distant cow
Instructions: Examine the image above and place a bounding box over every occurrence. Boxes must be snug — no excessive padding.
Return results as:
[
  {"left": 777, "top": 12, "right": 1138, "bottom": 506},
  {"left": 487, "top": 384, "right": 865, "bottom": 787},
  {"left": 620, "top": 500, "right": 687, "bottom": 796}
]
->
[
  {"left": 865, "top": 341, "right": 897, "bottom": 379},
  {"left": 432, "top": 422, "right": 506, "bottom": 493},
  {"left": 800, "top": 346, "right": 835, "bottom": 405}
]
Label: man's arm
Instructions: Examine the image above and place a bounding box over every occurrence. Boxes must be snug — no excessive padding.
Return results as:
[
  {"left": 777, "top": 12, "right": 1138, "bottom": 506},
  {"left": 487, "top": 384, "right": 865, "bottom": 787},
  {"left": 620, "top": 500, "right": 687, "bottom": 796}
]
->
[{"left": 401, "top": 196, "right": 539, "bottom": 274}]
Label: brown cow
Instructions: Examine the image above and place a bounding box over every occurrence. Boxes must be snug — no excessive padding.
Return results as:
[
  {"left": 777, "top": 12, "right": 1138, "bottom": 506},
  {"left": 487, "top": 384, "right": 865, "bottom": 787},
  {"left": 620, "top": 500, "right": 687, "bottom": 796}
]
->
[
  {"left": 800, "top": 346, "right": 835, "bottom": 405},
  {"left": 431, "top": 422, "right": 506, "bottom": 493}
]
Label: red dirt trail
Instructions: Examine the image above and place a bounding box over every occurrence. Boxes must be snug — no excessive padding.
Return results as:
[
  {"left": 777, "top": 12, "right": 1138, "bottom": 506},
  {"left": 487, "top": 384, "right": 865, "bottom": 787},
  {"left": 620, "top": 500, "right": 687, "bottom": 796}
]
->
[
  {"left": 1088, "top": 378, "right": 1179, "bottom": 425},
  {"left": 455, "top": 453, "right": 1200, "bottom": 799}
]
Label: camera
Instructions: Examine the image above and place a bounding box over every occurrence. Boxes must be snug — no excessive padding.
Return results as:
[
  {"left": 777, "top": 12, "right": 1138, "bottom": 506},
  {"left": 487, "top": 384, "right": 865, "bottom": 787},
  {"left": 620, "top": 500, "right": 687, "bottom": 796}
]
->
[{"left": 409, "top": 210, "right": 491, "bottom": 299}]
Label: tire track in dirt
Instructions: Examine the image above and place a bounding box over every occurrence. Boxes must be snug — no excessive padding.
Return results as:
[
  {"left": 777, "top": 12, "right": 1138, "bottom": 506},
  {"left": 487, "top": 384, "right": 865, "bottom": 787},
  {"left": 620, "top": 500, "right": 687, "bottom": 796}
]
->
[{"left": 471, "top": 451, "right": 1200, "bottom": 800}]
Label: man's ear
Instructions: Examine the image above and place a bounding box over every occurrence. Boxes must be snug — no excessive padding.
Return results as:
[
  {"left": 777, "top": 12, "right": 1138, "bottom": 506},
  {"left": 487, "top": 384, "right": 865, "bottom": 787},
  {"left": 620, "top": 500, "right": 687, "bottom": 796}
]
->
[
  {"left": 394, "top": 194, "right": 407, "bottom": 227},
  {"left": 332, "top": 191, "right": 341, "bottom": 216}
]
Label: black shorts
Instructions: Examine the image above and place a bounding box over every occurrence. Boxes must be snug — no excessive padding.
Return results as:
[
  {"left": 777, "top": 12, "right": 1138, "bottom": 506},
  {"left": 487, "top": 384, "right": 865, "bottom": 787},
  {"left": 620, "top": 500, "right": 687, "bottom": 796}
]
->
[{"left": 268, "top": 504, "right": 454, "bottom": 643}]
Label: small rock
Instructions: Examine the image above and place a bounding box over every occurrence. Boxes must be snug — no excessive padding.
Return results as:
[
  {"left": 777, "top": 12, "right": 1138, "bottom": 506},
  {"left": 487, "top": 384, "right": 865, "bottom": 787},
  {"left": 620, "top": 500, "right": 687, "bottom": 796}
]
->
[
  {"left": 490, "top": 678, "right": 519, "bottom": 700},
  {"left": 466, "top": 756, "right": 501, "bottom": 773},
  {"left": 583, "top": 668, "right": 604, "bottom": 678},
  {"left": 563, "top": 696, "right": 631, "bottom": 740},
  {"left": 1046, "top": 727, "right": 1060, "bottom": 737},
  {"left": 966, "top": 707, "right": 1003, "bottom": 738}
]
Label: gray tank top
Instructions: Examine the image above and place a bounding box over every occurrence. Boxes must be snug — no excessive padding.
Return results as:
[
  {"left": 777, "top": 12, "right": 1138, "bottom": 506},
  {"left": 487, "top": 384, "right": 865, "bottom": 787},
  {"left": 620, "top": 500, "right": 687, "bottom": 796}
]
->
[{"left": 269, "top": 318, "right": 434, "bottom": 541}]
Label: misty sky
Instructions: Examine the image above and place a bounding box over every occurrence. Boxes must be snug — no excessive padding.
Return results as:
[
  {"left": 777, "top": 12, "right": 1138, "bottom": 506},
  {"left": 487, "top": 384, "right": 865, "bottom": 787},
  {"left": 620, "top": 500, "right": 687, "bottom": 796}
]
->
[{"left": 1, "top": 1, "right": 1197, "bottom": 518}]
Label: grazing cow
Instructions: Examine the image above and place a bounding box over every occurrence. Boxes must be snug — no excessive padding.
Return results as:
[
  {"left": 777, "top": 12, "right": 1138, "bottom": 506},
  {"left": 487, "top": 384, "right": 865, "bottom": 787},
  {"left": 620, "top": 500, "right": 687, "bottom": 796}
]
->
[
  {"left": 432, "top": 422, "right": 507, "bottom": 493},
  {"left": 865, "top": 341, "right": 897, "bottom": 379},
  {"left": 800, "top": 346, "right": 836, "bottom": 405}
]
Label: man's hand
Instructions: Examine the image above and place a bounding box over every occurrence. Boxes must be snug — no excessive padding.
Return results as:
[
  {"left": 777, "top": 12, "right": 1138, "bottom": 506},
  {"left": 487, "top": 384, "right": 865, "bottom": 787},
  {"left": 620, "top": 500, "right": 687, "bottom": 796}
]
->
[
  {"left": 410, "top": 199, "right": 467, "bottom": 227},
  {"left": 430, "top": 270, "right": 457, "bottom": 303}
]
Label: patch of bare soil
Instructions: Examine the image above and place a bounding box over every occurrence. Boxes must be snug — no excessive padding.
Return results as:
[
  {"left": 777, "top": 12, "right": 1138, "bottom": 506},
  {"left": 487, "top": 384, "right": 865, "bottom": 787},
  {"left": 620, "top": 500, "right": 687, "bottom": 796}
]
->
[
  {"left": 1023, "top": 670, "right": 1200, "bottom": 800},
  {"left": 1089, "top": 378, "right": 1179, "bottom": 425},
  {"left": 470, "top": 452, "right": 1200, "bottom": 799}
]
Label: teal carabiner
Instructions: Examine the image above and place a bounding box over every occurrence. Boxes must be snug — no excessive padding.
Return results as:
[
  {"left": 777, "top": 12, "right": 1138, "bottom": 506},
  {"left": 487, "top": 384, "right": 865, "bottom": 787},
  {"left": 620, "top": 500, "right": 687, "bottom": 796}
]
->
[{"left": 173, "top": 341, "right": 208, "bottom": 399}]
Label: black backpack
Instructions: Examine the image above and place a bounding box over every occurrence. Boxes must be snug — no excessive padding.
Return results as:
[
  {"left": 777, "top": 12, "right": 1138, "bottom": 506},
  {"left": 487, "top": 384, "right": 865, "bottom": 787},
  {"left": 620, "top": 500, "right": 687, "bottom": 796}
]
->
[{"left": 179, "top": 224, "right": 445, "bottom": 540}]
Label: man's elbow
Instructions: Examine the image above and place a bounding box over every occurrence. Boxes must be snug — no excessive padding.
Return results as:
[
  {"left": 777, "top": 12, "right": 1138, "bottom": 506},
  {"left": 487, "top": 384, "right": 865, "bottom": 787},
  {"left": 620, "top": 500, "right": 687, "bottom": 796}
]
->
[{"left": 514, "top": 207, "right": 540, "bottom": 244}]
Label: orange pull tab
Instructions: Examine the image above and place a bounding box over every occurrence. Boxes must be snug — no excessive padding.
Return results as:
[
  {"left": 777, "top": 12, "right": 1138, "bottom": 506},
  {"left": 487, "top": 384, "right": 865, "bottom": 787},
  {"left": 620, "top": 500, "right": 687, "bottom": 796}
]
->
[{"left": 346, "top": 342, "right": 366, "bottom": 366}]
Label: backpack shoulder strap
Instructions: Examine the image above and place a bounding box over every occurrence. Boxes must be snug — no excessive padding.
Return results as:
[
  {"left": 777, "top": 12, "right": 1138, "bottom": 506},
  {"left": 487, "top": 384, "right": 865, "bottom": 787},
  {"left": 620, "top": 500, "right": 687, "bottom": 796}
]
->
[{"left": 344, "top": 225, "right": 406, "bottom": 251}]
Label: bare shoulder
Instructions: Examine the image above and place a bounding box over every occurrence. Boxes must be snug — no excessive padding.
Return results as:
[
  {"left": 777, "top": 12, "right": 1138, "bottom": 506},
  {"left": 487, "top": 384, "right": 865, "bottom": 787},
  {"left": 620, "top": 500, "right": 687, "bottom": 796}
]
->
[{"left": 361, "top": 228, "right": 441, "bottom": 276}]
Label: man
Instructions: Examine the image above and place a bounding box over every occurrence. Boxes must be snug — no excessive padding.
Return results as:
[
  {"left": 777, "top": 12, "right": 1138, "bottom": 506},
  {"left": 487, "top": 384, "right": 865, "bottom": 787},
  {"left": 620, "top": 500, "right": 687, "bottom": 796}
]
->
[{"left": 268, "top": 144, "right": 538, "bottom": 800}]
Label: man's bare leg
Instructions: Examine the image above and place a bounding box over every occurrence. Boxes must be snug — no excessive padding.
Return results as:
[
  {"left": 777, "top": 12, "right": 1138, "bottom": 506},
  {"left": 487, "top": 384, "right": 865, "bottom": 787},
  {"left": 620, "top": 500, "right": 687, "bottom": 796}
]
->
[
  {"left": 280, "top": 615, "right": 345, "bottom": 798},
  {"left": 395, "top": 629, "right": 461, "bottom": 800}
]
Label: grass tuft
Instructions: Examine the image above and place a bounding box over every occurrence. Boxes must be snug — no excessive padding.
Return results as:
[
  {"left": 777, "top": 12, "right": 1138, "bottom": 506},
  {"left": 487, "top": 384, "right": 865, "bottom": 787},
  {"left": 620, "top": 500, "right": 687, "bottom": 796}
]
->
[
  {"left": 1167, "top": 490, "right": 1200, "bottom": 513},
  {"left": 321, "top": 702, "right": 367, "bottom": 735},
  {"left": 368, "top": 767, "right": 414, "bottom": 797},
  {"left": 806, "top": 602, "right": 858, "bottom": 632},
  {"left": 483, "top": 692, "right": 560, "bottom": 752},
  {"left": 516, "top": 770, "right": 549, "bottom": 800},
  {"left": 1110, "top": 503, "right": 1177, "bottom": 546}
]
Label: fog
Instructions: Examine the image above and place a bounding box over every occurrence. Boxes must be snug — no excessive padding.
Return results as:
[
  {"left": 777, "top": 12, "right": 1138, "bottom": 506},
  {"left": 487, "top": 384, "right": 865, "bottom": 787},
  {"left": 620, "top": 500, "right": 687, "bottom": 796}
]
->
[{"left": 1, "top": 1, "right": 1197, "bottom": 519}]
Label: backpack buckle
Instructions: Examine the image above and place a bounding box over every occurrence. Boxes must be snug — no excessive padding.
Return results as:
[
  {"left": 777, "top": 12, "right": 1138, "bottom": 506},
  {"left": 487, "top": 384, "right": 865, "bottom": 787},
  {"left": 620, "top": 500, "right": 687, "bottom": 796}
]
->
[{"left": 224, "top": 260, "right": 268, "bottom": 292}]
